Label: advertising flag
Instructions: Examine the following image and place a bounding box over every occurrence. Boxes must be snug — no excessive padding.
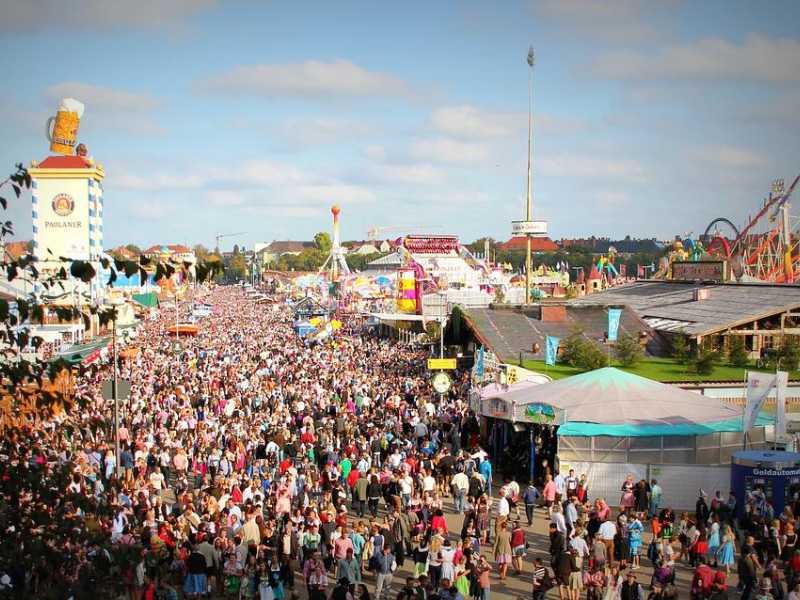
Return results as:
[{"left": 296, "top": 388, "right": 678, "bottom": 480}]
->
[
  {"left": 475, "top": 346, "right": 485, "bottom": 379},
  {"left": 743, "top": 371, "right": 777, "bottom": 432},
  {"left": 607, "top": 308, "right": 623, "bottom": 342},
  {"left": 545, "top": 335, "right": 560, "bottom": 366},
  {"left": 776, "top": 370, "right": 789, "bottom": 437}
]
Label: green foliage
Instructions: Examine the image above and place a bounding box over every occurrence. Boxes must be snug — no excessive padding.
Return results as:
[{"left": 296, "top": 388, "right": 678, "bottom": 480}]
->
[
  {"left": 226, "top": 253, "right": 248, "bottom": 280},
  {"left": 671, "top": 331, "right": 691, "bottom": 364},
  {"left": 692, "top": 341, "right": 720, "bottom": 375},
  {"left": 615, "top": 332, "right": 644, "bottom": 367},
  {"left": 345, "top": 252, "right": 385, "bottom": 272},
  {"left": 314, "top": 231, "right": 332, "bottom": 255},
  {"left": 276, "top": 248, "right": 326, "bottom": 272},
  {"left": 193, "top": 243, "right": 210, "bottom": 260},
  {"left": 727, "top": 336, "right": 749, "bottom": 368},
  {"left": 778, "top": 336, "right": 800, "bottom": 371},
  {"left": 124, "top": 243, "right": 141, "bottom": 254},
  {"left": 493, "top": 286, "right": 505, "bottom": 304},
  {"left": 562, "top": 327, "right": 609, "bottom": 371}
]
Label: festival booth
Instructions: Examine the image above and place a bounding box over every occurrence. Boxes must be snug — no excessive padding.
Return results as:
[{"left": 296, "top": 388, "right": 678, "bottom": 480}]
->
[
  {"left": 482, "top": 367, "right": 773, "bottom": 509},
  {"left": 730, "top": 451, "right": 800, "bottom": 518}
]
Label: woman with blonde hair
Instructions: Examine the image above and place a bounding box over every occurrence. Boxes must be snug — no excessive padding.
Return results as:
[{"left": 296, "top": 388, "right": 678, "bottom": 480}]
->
[{"left": 717, "top": 524, "right": 736, "bottom": 574}]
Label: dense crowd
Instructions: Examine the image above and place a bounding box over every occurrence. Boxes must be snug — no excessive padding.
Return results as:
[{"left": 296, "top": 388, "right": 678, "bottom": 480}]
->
[{"left": 2, "top": 285, "right": 800, "bottom": 600}]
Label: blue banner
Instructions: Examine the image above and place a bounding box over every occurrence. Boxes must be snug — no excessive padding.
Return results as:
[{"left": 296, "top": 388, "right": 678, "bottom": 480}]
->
[
  {"left": 608, "top": 308, "right": 623, "bottom": 342},
  {"left": 475, "top": 346, "right": 485, "bottom": 378},
  {"left": 545, "top": 335, "right": 560, "bottom": 366}
]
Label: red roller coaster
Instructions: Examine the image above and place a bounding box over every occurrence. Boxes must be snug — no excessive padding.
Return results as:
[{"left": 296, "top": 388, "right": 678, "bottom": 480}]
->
[{"left": 704, "top": 175, "right": 800, "bottom": 283}]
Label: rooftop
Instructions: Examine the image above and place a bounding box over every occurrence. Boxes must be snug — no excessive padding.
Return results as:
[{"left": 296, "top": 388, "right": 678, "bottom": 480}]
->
[
  {"left": 498, "top": 236, "right": 559, "bottom": 252},
  {"left": 571, "top": 280, "right": 800, "bottom": 336}
]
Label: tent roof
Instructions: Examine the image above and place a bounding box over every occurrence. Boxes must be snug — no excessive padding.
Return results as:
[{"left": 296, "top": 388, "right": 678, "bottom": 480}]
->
[{"left": 485, "top": 367, "right": 742, "bottom": 429}]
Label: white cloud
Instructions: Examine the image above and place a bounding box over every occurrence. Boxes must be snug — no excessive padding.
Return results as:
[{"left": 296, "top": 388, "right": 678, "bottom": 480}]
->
[
  {"left": 409, "top": 138, "right": 490, "bottom": 164},
  {"left": 45, "top": 82, "right": 163, "bottom": 136},
  {"left": 533, "top": 0, "right": 664, "bottom": 43},
  {"left": 129, "top": 201, "right": 172, "bottom": 221},
  {"left": 200, "top": 59, "right": 412, "bottom": 99},
  {"left": 0, "top": 0, "right": 214, "bottom": 31},
  {"left": 592, "top": 34, "right": 800, "bottom": 83},
  {"left": 364, "top": 145, "right": 387, "bottom": 161},
  {"left": 372, "top": 163, "right": 447, "bottom": 185},
  {"left": 538, "top": 154, "right": 648, "bottom": 183},
  {"left": 694, "top": 145, "right": 767, "bottom": 169},
  {"left": 431, "top": 105, "right": 588, "bottom": 141},
  {"left": 115, "top": 156, "right": 376, "bottom": 218},
  {"left": 432, "top": 105, "right": 519, "bottom": 139}
]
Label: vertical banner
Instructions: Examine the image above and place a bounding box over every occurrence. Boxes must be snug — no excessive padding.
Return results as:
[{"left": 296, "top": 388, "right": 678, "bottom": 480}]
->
[
  {"left": 607, "top": 308, "right": 623, "bottom": 342},
  {"left": 776, "top": 370, "right": 789, "bottom": 437},
  {"left": 545, "top": 335, "right": 560, "bottom": 366},
  {"left": 475, "top": 346, "right": 485, "bottom": 380},
  {"left": 620, "top": 264, "right": 627, "bottom": 278},
  {"left": 743, "top": 371, "right": 777, "bottom": 432}
]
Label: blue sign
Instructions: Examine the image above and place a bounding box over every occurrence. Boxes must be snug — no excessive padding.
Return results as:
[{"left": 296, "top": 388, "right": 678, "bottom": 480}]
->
[
  {"left": 475, "top": 346, "right": 485, "bottom": 378},
  {"left": 608, "top": 308, "right": 623, "bottom": 342},
  {"left": 545, "top": 335, "right": 560, "bottom": 366}
]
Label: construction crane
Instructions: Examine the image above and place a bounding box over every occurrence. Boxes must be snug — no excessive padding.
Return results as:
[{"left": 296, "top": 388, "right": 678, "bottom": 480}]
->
[
  {"left": 367, "top": 224, "right": 439, "bottom": 240},
  {"left": 214, "top": 231, "right": 247, "bottom": 252}
]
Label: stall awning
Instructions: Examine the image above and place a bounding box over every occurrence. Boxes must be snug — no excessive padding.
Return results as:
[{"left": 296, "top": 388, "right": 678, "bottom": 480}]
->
[
  {"left": 53, "top": 336, "right": 111, "bottom": 366},
  {"left": 132, "top": 292, "right": 159, "bottom": 308},
  {"left": 482, "top": 367, "right": 745, "bottom": 435}
]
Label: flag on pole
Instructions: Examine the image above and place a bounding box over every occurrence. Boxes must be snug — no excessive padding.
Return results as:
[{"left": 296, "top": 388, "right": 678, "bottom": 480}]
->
[
  {"left": 743, "top": 371, "right": 777, "bottom": 432},
  {"left": 776, "top": 370, "right": 789, "bottom": 437},
  {"left": 607, "top": 308, "right": 623, "bottom": 342},
  {"left": 545, "top": 335, "right": 560, "bottom": 366}
]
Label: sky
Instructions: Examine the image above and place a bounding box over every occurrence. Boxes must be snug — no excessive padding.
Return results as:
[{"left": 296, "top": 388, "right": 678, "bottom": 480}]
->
[{"left": 0, "top": 0, "right": 798, "bottom": 251}]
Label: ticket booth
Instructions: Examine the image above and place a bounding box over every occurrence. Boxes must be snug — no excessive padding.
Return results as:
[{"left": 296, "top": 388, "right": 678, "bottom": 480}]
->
[{"left": 731, "top": 450, "right": 800, "bottom": 517}]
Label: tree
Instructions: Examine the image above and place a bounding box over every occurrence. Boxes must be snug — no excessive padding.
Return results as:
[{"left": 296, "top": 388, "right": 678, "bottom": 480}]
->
[
  {"left": 692, "top": 341, "right": 720, "bottom": 375},
  {"left": 727, "top": 336, "right": 749, "bottom": 368},
  {"left": 232, "top": 243, "right": 240, "bottom": 255},
  {"left": 314, "top": 231, "right": 332, "bottom": 256},
  {"left": 124, "top": 243, "right": 141, "bottom": 255},
  {"left": 779, "top": 336, "right": 800, "bottom": 371},
  {"left": 0, "top": 162, "right": 224, "bottom": 597},
  {"left": 615, "top": 333, "right": 643, "bottom": 367},
  {"left": 562, "top": 327, "right": 608, "bottom": 371},
  {"left": 193, "top": 244, "right": 210, "bottom": 260},
  {"left": 671, "top": 331, "right": 690, "bottom": 364},
  {"left": 227, "top": 253, "right": 248, "bottom": 280}
]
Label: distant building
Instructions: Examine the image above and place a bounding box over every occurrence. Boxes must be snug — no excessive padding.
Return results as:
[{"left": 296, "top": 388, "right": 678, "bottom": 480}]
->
[
  {"left": 255, "top": 241, "right": 314, "bottom": 265},
  {"left": 109, "top": 245, "right": 138, "bottom": 260},
  {"left": 142, "top": 244, "right": 196, "bottom": 265}
]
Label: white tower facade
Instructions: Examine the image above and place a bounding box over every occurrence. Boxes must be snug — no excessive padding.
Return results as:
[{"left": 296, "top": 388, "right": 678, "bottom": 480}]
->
[{"left": 29, "top": 155, "right": 105, "bottom": 303}]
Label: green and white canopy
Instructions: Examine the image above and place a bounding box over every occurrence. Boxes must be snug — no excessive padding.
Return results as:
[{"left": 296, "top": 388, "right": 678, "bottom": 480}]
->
[{"left": 482, "top": 367, "right": 750, "bottom": 436}]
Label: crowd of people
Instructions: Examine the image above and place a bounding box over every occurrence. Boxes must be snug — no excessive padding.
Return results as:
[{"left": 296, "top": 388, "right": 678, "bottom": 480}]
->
[{"left": 2, "top": 285, "right": 800, "bottom": 600}]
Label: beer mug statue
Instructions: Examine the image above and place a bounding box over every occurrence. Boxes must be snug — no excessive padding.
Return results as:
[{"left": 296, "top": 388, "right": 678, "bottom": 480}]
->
[{"left": 46, "top": 98, "right": 84, "bottom": 155}]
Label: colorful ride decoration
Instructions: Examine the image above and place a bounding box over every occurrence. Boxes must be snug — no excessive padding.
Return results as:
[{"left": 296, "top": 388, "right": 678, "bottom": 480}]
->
[{"left": 397, "top": 267, "right": 418, "bottom": 313}]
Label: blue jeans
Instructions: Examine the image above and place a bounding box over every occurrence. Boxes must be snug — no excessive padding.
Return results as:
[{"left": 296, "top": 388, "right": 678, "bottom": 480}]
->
[{"left": 454, "top": 491, "right": 465, "bottom": 513}]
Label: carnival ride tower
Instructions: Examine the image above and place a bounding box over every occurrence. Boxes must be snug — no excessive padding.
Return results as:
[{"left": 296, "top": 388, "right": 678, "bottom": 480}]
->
[{"left": 321, "top": 204, "right": 351, "bottom": 281}]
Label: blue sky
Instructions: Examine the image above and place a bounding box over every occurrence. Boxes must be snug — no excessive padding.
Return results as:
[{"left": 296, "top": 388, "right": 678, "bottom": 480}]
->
[{"left": 1, "top": 0, "right": 798, "bottom": 251}]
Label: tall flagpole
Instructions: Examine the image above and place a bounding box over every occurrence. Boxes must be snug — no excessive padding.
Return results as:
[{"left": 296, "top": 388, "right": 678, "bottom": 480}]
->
[{"left": 525, "top": 46, "right": 534, "bottom": 306}]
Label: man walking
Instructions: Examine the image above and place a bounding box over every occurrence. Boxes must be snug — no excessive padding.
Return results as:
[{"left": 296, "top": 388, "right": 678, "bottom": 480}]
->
[{"left": 374, "top": 545, "right": 396, "bottom": 600}]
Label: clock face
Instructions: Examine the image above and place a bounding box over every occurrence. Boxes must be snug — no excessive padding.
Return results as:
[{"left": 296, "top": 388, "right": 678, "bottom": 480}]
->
[{"left": 432, "top": 371, "right": 451, "bottom": 394}]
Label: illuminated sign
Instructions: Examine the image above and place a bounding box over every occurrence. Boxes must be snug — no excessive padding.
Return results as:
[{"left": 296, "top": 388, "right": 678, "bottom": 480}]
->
[{"left": 672, "top": 261, "right": 728, "bottom": 282}]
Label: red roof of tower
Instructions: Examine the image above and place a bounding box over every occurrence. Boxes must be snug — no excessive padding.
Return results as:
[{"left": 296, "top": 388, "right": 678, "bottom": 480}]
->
[
  {"left": 37, "top": 156, "right": 91, "bottom": 169},
  {"left": 587, "top": 265, "right": 602, "bottom": 280}
]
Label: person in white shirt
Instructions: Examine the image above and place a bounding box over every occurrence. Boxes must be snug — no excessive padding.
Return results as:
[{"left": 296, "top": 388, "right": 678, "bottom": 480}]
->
[
  {"left": 598, "top": 518, "right": 617, "bottom": 560},
  {"left": 554, "top": 472, "right": 566, "bottom": 502},
  {"left": 497, "top": 495, "right": 510, "bottom": 521},
  {"left": 149, "top": 467, "right": 165, "bottom": 491},
  {"left": 551, "top": 504, "right": 567, "bottom": 535},
  {"left": 451, "top": 471, "right": 469, "bottom": 514}
]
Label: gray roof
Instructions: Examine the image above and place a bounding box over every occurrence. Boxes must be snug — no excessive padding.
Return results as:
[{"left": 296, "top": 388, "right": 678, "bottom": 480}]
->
[
  {"left": 466, "top": 305, "right": 660, "bottom": 361},
  {"left": 571, "top": 281, "right": 800, "bottom": 336}
]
